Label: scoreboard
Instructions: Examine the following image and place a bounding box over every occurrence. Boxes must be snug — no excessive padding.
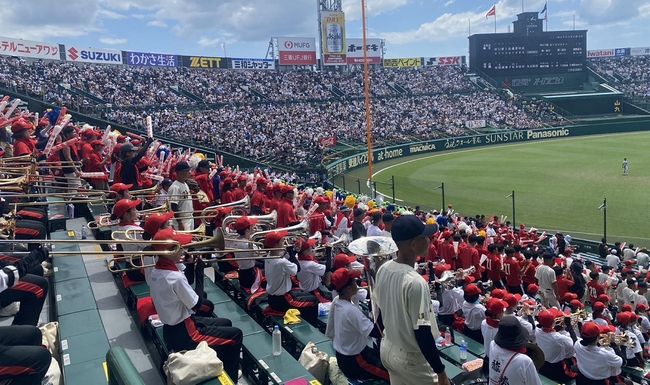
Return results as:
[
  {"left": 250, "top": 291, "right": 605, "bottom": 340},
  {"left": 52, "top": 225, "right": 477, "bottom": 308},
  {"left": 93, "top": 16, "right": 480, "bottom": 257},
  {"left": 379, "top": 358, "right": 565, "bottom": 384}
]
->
[{"left": 469, "top": 12, "right": 587, "bottom": 79}]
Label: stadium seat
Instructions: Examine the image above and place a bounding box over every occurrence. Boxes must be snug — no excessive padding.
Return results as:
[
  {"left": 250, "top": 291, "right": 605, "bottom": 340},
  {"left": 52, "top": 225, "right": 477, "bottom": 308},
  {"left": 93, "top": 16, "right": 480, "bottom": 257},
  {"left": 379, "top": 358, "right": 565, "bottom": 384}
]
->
[
  {"left": 63, "top": 358, "right": 108, "bottom": 385},
  {"left": 58, "top": 309, "right": 104, "bottom": 339},
  {"left": 46, "top": 196, "right": 69, "bottom": 232},
  {"left": 106, "top": 346, "right": 146, "bottom": 385},
  {"left": 54, "top": 277, "right": 97, "bottom": 316}
]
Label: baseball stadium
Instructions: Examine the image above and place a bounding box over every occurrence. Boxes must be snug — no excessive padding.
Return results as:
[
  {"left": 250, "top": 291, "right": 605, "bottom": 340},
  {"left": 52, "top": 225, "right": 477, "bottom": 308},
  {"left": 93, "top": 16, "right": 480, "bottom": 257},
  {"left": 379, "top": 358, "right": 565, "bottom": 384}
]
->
[{"left": 1, "top": 1, "right": 650, "bottom": 385}]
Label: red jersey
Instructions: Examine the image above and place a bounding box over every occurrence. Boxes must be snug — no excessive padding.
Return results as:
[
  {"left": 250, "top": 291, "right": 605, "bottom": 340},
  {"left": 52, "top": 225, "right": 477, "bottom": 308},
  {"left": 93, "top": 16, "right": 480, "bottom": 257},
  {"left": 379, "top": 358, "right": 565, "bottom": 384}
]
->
[
  {"left": 308, "top": 212, "right": 328, "bottom": 236},
  {"left": 504, "top": 257, "right": 522, "bottom": 287},
  {"left": 80, "top": 142, "right": 93, "bottom": 159},
  {"left": 195, "top": 173, "right": 215, "bottom": 204},
  {"left": 587, "top": 280, "right": 605, "bottom": 304},
  {"left": 232, "top": 188, "right": 246, "bottom": 201},
  {"left": 251, "top": 190, "right": 267, "bottom": 212},
  {"left": 427, "top": 242, "right": 439, "bottom": 262},
  {"left": 557, "top": 276, "right": 574, "bottom": 299},
  {"left": 458, "top": 242, "right": 479, "bottom": 270},
  {"left": 13, "top": 137, "right": 36, "bottom": 157},
  {"left": 522, "top": 259, "right": 539, "bottom": 285},
  {"left": 486, "top": 253, "right": 503, "bottom": 282},
  {"left": 83, "top": 151, "right": 108, "bottom": 180},
  {"left": 276, "top": 199, "right": 297, "bottom": 228},
  {"left": 438, "top": 241, "right": 456, "bottom": 268},
  {"left": 221, "top": 190, "right": 235, "bottom": 204}
]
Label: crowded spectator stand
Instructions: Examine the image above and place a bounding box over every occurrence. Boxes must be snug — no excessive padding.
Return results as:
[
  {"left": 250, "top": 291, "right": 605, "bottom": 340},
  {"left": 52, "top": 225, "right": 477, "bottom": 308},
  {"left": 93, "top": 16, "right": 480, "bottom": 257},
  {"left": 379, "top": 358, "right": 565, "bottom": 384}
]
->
[{"left": 2, "top": 98, "right": 650, "bottom": 385}]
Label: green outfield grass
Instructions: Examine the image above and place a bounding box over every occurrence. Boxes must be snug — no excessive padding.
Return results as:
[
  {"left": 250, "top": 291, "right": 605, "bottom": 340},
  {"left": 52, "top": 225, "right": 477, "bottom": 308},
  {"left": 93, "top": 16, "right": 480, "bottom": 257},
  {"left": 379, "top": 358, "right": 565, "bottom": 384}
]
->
[{"left": 342, "top": 131, "right": 650, "bottom": 244}]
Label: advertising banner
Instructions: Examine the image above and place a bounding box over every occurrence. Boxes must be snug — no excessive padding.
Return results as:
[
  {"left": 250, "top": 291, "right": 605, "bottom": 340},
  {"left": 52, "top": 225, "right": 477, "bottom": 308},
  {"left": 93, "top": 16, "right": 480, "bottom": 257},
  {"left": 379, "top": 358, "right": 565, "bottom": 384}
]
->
[
  {"left": 346, "top": 38, "right": 382, "bottom": 65},
  {"left": 0, "top": 37, "right": 60, "bottom": 60},
  {"left": 465, "top": 119, "right": 486, "bottom": 129},
  {"left": 64, "top": 46, "right": 122, "bottom": 64},
  {"left": 383, "top": 57, "right": 421, "bottom": 68},
  {"left": 614, "top": 48, "right": 630, "bottom": 57},
  {"left": 326, "top": 121, "right": 650, "bottom": 176},
  {"left": 587, "top": 49, "right": 615, "bottom": 58},
  {"left": 181, "top": 56, "right": 227, "bottom": 69},
  {"left": 423, "top": 56, "right": 465, "bottom": 66},
  {"left": 277, "top": 37, "right": 317, "bottom": 66},
  {"left": 631, "top": 47, "right": 650, "bottom": 56},
  {"left": 321, "top": 11, "right": 346, "bottom": 65},
  {"left": 319, "top": 137, "right": 337, "bottom": 147},
  {"left": 231, "top": 58, "right": 275, "bottom": 70},
  {"left": 125, "top": 51, "right": 178, "bottom": 67}
]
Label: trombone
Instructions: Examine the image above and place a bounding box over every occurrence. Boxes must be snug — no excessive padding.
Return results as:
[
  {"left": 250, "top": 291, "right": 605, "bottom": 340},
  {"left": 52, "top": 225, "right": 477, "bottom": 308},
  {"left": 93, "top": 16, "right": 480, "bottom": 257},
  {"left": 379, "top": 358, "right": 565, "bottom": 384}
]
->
[
  {"left": 87, "top": 203, "right": 169, "bottom": 230},
  {"left": 0, "top": 238, "right": 182, "bottom": 256},
  {"left": 193, "top": 196, "right": 250, "bottom": 226},
  {"left": 221, "top": 211, "right": 277, "bottom": 237}
]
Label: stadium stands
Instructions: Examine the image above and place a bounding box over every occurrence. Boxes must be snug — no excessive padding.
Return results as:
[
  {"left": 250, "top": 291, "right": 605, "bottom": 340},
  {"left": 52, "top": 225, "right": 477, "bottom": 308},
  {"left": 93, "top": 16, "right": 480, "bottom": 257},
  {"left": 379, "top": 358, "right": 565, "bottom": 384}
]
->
[{"left": 589, "top": 56, "right": 650, "bottom": 101}]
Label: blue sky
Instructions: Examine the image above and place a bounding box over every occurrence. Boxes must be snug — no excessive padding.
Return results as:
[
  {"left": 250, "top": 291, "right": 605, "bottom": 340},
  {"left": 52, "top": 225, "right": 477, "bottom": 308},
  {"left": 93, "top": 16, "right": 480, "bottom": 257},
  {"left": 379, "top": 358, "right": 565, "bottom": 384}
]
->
[{"left": 1, "top": 0, "right": 648, "bottom": 59}]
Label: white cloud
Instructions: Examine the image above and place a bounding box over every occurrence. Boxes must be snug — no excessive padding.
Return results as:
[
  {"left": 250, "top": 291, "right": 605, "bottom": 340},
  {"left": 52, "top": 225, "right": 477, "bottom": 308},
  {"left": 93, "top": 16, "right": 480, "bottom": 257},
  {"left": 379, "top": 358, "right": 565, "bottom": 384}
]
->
[
  {"left": 99, "top": 36, "right": 127, "bottom": 45},
  {"left": 147, "top": 19, "right": 168, "bottom": 28},
  {"left": 0, "top": 0, "right": 101, "bottom": 40},
  {"left": 98, "top": 9, "right": 126, "bottom": 19},
  {"left": 343, "top": 0, "right": 409, "bottom": 21},
  {"left": 444, "top": 0, "right": 455, "bottom": 7},
  {"left": 197, "top": 37, "right": 221, "bottom": 47}
]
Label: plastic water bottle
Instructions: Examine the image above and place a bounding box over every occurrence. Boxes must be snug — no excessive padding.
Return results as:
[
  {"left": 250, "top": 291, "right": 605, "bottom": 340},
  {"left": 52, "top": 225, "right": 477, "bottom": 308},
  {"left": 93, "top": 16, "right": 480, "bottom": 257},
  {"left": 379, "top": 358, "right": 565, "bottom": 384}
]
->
[
  {"left": 272, "top": 325, "right": 282, "bottom": 356},
  {"left": 444, "top": 331, "right": 452, "bottom": 346},
  {"left": 81, "top": 225, "right": 87, "bottom": 240},
  {"left": 67, "top": 203, "right": 75, "bottom": 218},
  {"left": 459, "top": 339, "right": 468, "bottom": 360}
]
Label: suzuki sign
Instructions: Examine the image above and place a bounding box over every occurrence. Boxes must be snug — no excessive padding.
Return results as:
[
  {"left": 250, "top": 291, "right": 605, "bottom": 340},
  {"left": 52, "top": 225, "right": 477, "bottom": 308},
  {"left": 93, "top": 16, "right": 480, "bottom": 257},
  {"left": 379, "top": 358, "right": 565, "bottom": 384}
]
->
[{"left": 65, "top": 46, "right": 122, "bottom": 64}]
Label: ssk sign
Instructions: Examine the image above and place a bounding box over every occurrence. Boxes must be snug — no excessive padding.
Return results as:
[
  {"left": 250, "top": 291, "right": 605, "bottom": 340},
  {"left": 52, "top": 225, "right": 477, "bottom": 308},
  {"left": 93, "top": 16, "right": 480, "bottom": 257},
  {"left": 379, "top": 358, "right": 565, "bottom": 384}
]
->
[
  {"left": 423, "top": 56, "right": 464, "bottom": 66},
  {"left": 65, "top": 46, "right": 122, "bottom": 64}
]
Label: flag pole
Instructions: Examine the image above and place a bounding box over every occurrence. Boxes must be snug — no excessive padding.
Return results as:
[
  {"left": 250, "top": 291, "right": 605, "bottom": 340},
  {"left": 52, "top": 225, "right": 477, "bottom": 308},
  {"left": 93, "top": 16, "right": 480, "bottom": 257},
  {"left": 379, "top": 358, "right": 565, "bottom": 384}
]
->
[
  {"left": 494, "top": 3, "right": 497, "bottom": 33},
  {"left": 545, "top": 1, "right": 549, "bottom": 31},
  {"left": 361, "top": 0, "right": 374, "bottom": 184}
]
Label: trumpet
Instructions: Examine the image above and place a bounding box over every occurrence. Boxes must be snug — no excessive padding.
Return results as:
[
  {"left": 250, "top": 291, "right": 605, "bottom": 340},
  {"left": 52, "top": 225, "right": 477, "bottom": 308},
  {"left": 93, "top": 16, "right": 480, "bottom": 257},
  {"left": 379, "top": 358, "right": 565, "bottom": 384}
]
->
[
  {"left": 517, "top": 302, "right": 542, "bottom": 317},
  {"left": 598, "top": 333, "right": 635, "bottom": 348},
  {"left": 554, "top": 309, "right": 586, "bottom": 327}
]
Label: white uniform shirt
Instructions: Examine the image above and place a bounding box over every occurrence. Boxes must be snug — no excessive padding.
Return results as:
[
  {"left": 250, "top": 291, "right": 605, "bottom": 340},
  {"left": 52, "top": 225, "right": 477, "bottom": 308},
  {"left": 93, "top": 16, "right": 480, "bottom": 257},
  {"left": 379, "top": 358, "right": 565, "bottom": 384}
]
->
[
  {"left": 593, "top": 317, "right": 609, "bottom": 327},
  {"left": 149, "top": 266, "right": 198, "bottom": 326},
  {"left": 637, "top": 252, "right": 650, "bottom": 268},
  {"left": 438, "top": 286, "right": 464, "bottom": 315},
  {"left": 366, "top": 224, "right": 383, "bottom": 237},
  {"left": 333, "top": 216, "right": 349, "bottom": 238},
  {"left": 620, "top": 287, "right": 637, "bottom": 306},
  {"left": 375, "top": 260, "right": 435, "bottom": 353},
  {"left": 606, "top": 254, "right": 620, "bottom": 268},
  {"left": 621, "top": 329, "right": 642, "bottom": 358},
  {"left": 488, "top": 341, "right": 542, "bottom": 385},
  {"left": 297, "top": 259, "right": 326, "bottom": 292},
  {"left": 481, "top": 321, "right": 499, "bottom": 356},
  {"left": 462, "top": 301, "right": 486, "bottom": 331},
  {"left": 640, "top": 315, "right": 650, "bottom": 334},
  {"left": 325, "top": 298, "right": 374, "bottom": 356},
  {"left": 265, "top": 255, "right": 297, "bottom": 296},
  {"left": 535, "top": 265, "right": 556, "bottom": 292},
  {"left": 623, "top": 248, "right": 636, "bottom": 261},
  {"left": 516, "top": 316, "right": 535, "bottom": 343},
  {"left": 226, "top": 237, "right": 256, "bottom": 270},
  {"left": 635, "top": 293, "right": 648, "bottom": 307},
  {"left": 574, "top": 341, "right": 622, "bottom": 380},
  {"left": 534, "top": 329, "right": 574, "bottom": 363},
  {"left": 168, "top": 180, "right": 193, "bottom": 231}
]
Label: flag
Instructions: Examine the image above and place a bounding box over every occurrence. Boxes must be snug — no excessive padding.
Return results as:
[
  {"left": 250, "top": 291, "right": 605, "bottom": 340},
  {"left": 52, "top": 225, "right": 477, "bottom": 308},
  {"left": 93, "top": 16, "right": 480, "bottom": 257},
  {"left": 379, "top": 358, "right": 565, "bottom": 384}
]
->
[
  {"left": 540, "top": 2, "right": 547, "bottom": 20},
  {"left": 486, "top": 5, "right": 496, "bottom": 18},
  {"left": 598, "top": 202, "right": 607, "bottom": 210}
]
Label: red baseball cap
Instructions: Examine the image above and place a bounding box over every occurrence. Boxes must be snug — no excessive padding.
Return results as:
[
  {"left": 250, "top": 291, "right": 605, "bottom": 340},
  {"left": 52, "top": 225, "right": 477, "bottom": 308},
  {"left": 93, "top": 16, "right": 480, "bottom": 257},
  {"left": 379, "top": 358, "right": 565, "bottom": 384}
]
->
[
  {"left": 592, "top": 301, "right": 606, "bottom": 312},
  {"left": 282, "top": 185, "right": 295, "bottom": 195},
  {"left": 234, "top": 216, "right": 258, "bottom": 232},
  {"left": 464, "top": 275, "right": 475, "bottom": 285},
  {"left": 570, "top": 299, "right": 584, "bottom": 309},
  {"left": 581, "top": 322, "right": 601, "bottom": 339},
  {"left": 152, "top": 227, "right": 193, "bottom": 251},
  {"left": 597, "top": 294, "right": 610, "bottom": 303},
  {"left": 300, "top": 238, "right": 317, "bottom": 252},
  {"left": 487, "top": 298, "right": 508, "bottom": 315},
  {"left": 621, "top": 304, "right": 633, "bottom": 313},
  {"left": 256, "top": 178, "right": 268, "bottom": 185},
  {"left": 538, "top": 310, "right": 556, "bottom": 329},
  {"left": 237, "top": 174, "right": 248, "bottom": 182},
  {"left": 562, "top": 293, "right": 578, "bottom": 303},
  {"left": 491, "top": 289, "right": 507, "bottom": 299},
  {"left": 333, "top": 254, "right": 357, "bottom": 270},
  {"left": 110, "top": 183, "right": 133, "bottom": 193},
  {"left": 11, "top": 118, "right": 33, "bottom": 134},
  {"left": 434, "top": 264, "right": 452, "bottom": 279},
  {"left": 112, "top": 198, "right": 141, "bottom": 218},
  {"left": 636, "top": 303, "right": 649, "bottom": 312},
  {"left": 331, "top": 268, "right": 363, "bottom": 291},
  {"left": 442, "top": 230, "right": 454, "bottom": 239},
  {"left": 527, "top": 284, "right": 540, "bottom": 295},
  {"left": 464, "top": 284, "right": 481, "bottom": 297},
  {"left": 503, "top": 293, "right": 521, "bottom": 309},
  {"left": 263, "top": 230, "right": 289, "bottom": 248},
  {"left": 90, "top": 139, "right": 104, "bottom": 147},
  {"left": 617, "top": 311, "right": 633, "bottom": 325},
  {"left": 143, "top": 212, "right": 174, "bottom": 238},
  {"left": 600, "top": 324, "right": 616, "bottom": 334}
]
